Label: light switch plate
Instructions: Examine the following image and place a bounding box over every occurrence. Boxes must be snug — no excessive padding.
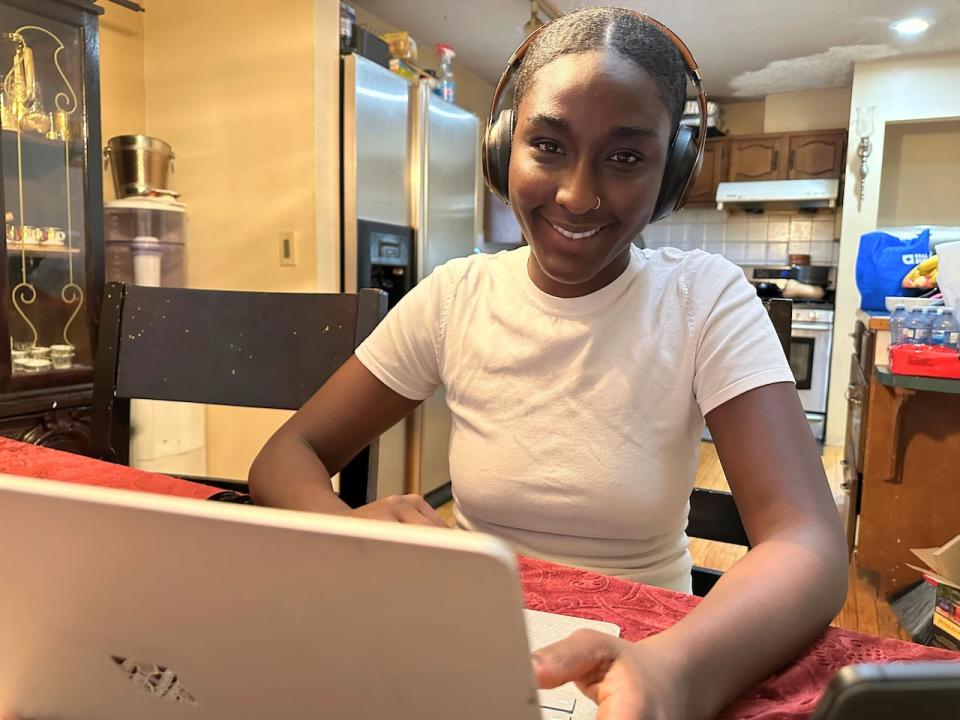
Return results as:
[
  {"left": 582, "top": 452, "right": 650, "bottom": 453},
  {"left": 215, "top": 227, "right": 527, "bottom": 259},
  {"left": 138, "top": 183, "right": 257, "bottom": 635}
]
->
[{"left": 279, "top": 230, "right": 297, "bottom": 266}]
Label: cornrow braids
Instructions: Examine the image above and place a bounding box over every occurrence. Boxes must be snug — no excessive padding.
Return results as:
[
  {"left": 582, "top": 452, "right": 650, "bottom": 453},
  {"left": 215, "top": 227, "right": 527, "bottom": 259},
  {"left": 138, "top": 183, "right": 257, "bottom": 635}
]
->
[{"left": 513, "top": 7, "right": 688, "bottom": 136}]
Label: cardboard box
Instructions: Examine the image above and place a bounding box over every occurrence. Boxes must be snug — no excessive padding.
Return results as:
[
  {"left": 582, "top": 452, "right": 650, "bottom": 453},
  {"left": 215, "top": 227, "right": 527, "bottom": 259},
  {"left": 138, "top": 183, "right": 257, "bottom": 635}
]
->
[{"left": 909, "top": 534, "right": 960, "bottom": 651}]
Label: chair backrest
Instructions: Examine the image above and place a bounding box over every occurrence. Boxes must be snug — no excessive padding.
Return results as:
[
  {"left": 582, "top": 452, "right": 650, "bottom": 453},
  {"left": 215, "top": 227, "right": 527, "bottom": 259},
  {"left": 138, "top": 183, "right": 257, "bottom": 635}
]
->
[
  {"left": 91, "top": 283, "right": 388, "bottom": 508},
  {"left": 764, "top": 297, "right": 793, "bottom": 359},
  {"left": 689, "top": 298, "right": 793, "bottom": 596}
]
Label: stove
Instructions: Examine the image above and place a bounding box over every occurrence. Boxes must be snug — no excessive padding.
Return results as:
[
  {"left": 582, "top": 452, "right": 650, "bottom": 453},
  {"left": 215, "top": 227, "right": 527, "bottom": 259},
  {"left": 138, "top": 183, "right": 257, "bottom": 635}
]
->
[{"left": 744, "top": 266, "right": 836, "bottom": 441}]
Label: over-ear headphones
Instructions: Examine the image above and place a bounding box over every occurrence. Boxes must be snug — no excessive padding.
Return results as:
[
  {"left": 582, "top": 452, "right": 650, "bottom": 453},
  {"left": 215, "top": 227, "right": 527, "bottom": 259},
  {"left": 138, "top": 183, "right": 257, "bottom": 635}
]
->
[{"left": 482, "top": 11, "right": 707, "bottom": 223}]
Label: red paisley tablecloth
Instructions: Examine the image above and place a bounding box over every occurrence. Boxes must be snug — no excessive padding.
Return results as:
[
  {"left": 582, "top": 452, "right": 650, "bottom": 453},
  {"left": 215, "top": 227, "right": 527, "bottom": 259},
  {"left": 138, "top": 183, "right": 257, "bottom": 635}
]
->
[
  {"left": 0, "top": 438, "right": 220, "bottom": 499},
  {"left": 520, "top": 556, "right": 959, "bottom": 719},
  {"left": 2, "top": 438, "right": 957, "bottom": 719}
]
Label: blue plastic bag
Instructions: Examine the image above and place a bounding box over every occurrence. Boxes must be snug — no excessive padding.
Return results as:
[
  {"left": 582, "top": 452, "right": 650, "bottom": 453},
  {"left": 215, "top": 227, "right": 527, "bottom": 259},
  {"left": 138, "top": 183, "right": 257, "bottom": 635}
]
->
[{"left": 855, "top": 229, "right": 931, "bottom": 311}]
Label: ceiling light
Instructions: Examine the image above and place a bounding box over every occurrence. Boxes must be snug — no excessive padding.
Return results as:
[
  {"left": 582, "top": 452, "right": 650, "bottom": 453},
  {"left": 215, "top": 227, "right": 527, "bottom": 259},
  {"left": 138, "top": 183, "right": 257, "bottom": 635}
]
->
[{"left": 891, "top": 17, "right": 931, "bottom": 36}]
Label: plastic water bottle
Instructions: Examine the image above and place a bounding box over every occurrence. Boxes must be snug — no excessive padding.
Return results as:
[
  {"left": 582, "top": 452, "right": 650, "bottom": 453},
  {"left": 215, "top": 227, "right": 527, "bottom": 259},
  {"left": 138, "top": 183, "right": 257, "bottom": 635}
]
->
[
  {"left": 928, "top": 309, "right": 946, "bottom": 346},
  {"left": 902, "top": 307, "right": 930, "bottom": 344},
  {"left": 888, "top": 304, "right": 908, "bottom": 346},
  {"left": 921, "top": 307, "right": 940, "bottom": 344},
  {"left": 931, "top": 308, "right": 960, "bottom": 350},
  {"left": 436, "top": 43, "right": 456, "bottom": 103}
]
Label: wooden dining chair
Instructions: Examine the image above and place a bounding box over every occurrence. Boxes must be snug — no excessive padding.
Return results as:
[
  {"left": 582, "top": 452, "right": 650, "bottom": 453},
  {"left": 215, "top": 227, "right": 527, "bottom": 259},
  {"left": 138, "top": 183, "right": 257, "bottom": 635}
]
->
[
  {"left": 90, "top": 282, "right": 388, "bottom": 509},
  {"left": 689, "top": 298, "right": 793, "bottom": 596}
]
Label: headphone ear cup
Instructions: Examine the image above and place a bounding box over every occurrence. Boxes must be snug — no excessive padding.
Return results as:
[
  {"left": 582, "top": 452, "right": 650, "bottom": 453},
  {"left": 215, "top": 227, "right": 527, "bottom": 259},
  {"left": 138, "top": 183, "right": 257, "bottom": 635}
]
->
[
  {"left": 483, "top": 108, "right": 514, "bottom": 205},
  {"left": 650, "top": 125, "right": 701, "bottom": 222}
]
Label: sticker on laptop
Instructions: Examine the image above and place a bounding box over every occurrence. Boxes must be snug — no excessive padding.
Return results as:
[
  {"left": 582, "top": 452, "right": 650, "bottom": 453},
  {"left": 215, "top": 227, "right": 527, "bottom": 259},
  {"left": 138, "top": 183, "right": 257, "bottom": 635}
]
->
[{"left": 111, "top": 655, "right": 198, "bottom": 705}]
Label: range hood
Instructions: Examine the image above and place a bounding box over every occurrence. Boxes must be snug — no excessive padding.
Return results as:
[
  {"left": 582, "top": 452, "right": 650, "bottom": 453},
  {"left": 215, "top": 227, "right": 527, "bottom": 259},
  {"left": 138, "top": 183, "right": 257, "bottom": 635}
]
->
[{"left": 715, "top": 179, "right": 839, "bottom": 211}]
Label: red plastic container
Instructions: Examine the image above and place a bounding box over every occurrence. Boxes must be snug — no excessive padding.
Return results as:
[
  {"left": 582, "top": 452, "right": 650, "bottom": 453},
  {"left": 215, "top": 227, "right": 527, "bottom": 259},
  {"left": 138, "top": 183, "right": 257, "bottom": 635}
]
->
[{"left": 889, "top": 344, "right": 960, "bottom": 379}]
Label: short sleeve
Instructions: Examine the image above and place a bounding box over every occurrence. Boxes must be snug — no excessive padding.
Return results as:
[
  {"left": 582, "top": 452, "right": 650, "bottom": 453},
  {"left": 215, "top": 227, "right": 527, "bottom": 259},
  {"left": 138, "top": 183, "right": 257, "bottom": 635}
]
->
[
  {"left": 354, "top": 258, "right": 466, "bottom": 401},
  {"left": 687, "top": 253, "right": 796, "bottom": 416}
]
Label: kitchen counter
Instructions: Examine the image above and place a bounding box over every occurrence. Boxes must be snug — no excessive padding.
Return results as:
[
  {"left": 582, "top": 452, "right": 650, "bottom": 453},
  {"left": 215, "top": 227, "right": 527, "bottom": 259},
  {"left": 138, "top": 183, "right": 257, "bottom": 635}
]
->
[
  {"left": 857, "top": 308, "right": 890, "bottom": 331},
  {"left": 876, "top": 365, "right": 960, "bottom": 394}
]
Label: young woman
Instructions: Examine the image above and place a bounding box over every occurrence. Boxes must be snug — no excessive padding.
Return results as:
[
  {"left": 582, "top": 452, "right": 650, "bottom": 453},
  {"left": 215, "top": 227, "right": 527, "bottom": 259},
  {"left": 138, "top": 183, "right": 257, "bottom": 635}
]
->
[{"left": 250, "top": 8, "right": 847, "bottom": 718}]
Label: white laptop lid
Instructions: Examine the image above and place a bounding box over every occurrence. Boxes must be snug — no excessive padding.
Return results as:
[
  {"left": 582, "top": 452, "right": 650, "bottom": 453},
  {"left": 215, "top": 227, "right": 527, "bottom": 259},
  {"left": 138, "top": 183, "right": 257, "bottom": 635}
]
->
[{"left": 0, "top": 473, "right": 545, "bottom": 720}]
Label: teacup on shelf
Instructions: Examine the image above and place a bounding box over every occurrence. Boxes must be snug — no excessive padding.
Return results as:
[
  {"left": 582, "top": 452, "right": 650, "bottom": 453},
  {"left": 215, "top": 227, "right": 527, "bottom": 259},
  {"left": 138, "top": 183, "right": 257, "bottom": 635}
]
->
[
  {"left": 50, "top": 344, "right": 75, "bottom": 370},
  {"left": 40, "top": 227, "right": 66, "bottom": 246},
  {"left": 20, "top": 358, "right": 51, "bottom": 374},
  {"left": 20, "top": 226, "right": 42, "bottom": 245},
  {"left": 30, "top": 346, "right": 50, "bottom": 361}
]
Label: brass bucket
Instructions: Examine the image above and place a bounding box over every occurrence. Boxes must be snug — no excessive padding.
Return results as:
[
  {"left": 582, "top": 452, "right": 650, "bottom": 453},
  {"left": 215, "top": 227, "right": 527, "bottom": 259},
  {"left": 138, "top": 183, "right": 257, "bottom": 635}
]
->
[{"left": 104, "top": 135, "right": 175, "bottom": 198}]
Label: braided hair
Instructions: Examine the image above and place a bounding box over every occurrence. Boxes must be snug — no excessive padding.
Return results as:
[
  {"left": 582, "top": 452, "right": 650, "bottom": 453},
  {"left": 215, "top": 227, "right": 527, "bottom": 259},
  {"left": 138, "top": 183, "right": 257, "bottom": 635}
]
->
[{"left": 513, "top": 7, "right": 688, "bottom": 135}]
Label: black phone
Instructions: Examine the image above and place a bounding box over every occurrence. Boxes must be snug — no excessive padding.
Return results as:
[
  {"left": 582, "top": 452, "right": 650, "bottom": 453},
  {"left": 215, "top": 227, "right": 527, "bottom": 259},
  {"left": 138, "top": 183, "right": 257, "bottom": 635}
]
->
[{"left": 810, "top": 662, "right": 960, "bottom": 720}]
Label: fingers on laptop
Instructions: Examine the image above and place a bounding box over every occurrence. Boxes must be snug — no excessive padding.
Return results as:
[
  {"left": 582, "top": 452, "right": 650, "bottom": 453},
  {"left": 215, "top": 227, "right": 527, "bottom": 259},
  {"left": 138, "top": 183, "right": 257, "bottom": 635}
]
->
[
  {"left": 353, "top": 494, "right": 450, "bottom": 527},
  {"left": 405, "top": 494, "right": 449, "bottom": 527},
  {"left": 532, "top": 629, "right": 620, "bottom": 690}
]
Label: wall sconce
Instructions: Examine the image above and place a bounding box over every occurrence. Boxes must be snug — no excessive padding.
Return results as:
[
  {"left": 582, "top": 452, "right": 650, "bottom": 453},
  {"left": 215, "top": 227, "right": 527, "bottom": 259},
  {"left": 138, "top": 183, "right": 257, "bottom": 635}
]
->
[{"left": 855, "top": 105, "right": 876, "bottom": 211}]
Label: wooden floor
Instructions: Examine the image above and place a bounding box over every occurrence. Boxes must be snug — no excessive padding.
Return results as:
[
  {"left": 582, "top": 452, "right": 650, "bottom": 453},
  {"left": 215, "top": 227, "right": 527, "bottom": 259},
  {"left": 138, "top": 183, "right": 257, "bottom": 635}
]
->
[{"left": 437, "top": 442, "right": 909, "bottom": 641}]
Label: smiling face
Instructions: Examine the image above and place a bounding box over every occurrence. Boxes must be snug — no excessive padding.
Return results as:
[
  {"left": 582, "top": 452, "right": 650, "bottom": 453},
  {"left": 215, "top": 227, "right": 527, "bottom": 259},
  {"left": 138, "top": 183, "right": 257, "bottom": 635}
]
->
[{"left": 509, "top": 49, "right": 674, "bottom": 297}]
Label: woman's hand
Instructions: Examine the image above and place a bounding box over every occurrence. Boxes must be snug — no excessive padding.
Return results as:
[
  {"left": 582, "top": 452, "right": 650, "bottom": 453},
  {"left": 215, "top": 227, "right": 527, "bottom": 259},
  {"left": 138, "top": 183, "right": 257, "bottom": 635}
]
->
[
  {"left": 532, "top": 630, "right": 693, "bottom": 720},
  {"left": 349, "top": 494, "right": 449, "bottom": 527}
]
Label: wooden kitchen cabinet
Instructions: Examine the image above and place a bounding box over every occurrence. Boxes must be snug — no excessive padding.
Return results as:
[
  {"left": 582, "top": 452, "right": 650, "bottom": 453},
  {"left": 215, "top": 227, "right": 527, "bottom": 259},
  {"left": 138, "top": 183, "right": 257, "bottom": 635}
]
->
[
  {"left": 687, "top": 128, "right": 847, "bottom": 209},
  {"left": 727, "top": 135, "right": 785, "bottom": 181},
  {"left": 724, "top": 129, "right": 847, "bottom": 183},
  {"left": 686, "top": 137, "right": 728, "bottom": 207},
  {"left": 857, "top": 371, "right": 960, "bottom": 596},
  {"left": 787, "top": 130, "right": 846, "bottom": 179},
  {"left": 847, "top": 312, "right": 960, "bottom": 596}
]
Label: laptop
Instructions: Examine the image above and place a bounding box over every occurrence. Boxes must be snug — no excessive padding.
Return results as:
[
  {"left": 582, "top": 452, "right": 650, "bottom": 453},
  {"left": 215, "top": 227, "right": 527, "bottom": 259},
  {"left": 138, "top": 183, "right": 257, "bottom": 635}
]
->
[{"left": 0, "top": 473, "right": 617, "bottom": 720}]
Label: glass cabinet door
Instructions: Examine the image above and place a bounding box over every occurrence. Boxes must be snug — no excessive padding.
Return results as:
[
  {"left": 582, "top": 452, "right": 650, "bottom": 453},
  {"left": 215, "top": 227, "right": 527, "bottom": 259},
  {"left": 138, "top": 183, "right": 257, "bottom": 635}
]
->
[{"left": 0, "top": 4, "right": 92, "bottom": 381}]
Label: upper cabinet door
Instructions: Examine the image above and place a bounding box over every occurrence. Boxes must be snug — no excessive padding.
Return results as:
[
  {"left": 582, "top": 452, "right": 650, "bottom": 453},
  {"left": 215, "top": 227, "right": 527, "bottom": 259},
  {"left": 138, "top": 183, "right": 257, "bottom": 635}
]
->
[
  {"left": 686, "top": 138, "right": 727, "bottom": 206},
  {"left": 787, "top": 131, "right": 847, "bottom": 179},
  {"left": 727, "top": 136, "right": 786, "bottom": 181}
]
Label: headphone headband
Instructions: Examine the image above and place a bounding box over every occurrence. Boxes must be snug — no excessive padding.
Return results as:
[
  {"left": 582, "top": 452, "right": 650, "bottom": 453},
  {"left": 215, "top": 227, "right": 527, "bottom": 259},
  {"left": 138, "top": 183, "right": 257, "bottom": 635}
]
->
[{"left": 482, "top": 10, "right": 707, "bottom": 219}]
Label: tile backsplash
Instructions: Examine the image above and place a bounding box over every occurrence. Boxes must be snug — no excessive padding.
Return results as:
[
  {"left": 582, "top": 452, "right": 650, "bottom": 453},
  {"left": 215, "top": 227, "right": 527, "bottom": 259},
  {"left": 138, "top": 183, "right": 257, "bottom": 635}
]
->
[{"left": 641, "top": 209, "right": 841, "bottom": 266}]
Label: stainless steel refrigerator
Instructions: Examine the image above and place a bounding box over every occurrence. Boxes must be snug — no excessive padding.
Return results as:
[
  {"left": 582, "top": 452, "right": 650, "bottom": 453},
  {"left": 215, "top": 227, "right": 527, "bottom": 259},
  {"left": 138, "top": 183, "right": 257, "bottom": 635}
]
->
[{"left": 341, "top": 53, "right": 481, "bottom": 501}]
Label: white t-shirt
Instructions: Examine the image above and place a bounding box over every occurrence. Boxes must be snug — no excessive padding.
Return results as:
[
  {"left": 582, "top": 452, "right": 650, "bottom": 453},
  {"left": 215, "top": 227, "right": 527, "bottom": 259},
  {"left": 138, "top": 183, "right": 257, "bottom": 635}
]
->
[{"left": 355, "top": 245, "right": 795, "bottom": 592}]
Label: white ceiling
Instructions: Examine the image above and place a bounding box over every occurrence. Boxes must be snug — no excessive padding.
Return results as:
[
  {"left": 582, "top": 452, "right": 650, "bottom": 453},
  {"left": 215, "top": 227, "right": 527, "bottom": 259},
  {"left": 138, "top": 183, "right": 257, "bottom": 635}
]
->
[{"left": 353, "top": 0, "right": 960, "bottom": 101}]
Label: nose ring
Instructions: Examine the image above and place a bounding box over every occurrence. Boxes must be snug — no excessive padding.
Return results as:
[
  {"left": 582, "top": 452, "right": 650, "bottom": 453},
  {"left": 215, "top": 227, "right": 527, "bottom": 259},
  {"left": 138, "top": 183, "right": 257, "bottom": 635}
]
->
[{"left": 593, "top": 196, "right": 601, "bottom": 211}]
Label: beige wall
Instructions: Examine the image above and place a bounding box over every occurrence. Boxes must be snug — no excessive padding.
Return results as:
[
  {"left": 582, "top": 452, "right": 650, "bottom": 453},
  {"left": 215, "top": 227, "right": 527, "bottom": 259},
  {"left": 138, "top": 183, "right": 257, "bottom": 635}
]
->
[
  {"left": 139, "top": 0, "right": 340, "bottom": 479},
  {"left": 314, "top": 0, "right": 343, "bottom": 294},
  {"left": 763, "top": 87, "right": 852, "bottom": 133},
  {"left": 827, "top": 52, "right": 960, "bottom": 447},
  {"left": 722, "top": 100, "right": 764, "bottom": 135},
  {"left": 720, "top": 88, "right": 851, "bottom": 137},
  {"left": 98, "top": 2, "right": 146, "bottom": 201},
  {"left": 143, "top": 0, "right": 320, "bottom": 293},
  {"left": 877, "top": 120, "right": 960, "bottom": 227}
]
